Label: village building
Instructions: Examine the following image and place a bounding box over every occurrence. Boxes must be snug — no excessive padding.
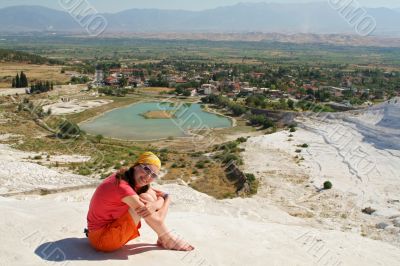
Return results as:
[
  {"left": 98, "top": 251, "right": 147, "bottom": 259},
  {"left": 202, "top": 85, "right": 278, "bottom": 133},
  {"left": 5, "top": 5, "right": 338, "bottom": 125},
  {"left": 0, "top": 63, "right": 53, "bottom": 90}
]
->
[
  {"left": 200, "top": 84, "right": 218, "bottom": 95},
  {"left": 320, "top": 86, "right": 352, "bottom": 97}
]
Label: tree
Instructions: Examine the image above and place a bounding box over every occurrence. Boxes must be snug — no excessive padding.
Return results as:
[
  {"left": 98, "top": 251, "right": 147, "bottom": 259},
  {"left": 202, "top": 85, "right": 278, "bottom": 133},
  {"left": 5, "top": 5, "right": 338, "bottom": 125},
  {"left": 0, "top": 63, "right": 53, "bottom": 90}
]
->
[
  {"left": 315, "top": 89, "right": 331, "bottom": 102},
  {"left": 11, "top": 78, "right": 16, "bottom": 88},
  {"left": 182, "top": 90, "right": 191, "bottom": 97},
  {"left": 15, "top": 73, "right": 20, "bottom": 88},
  {"left": 29, "top": 80, "right": 53, "bottom": 94},
  {"left": 175, "top": 87, "right": 184, "bottom": 95},
  {"left": 278, "top": 98, "right": 288, "bottom": 110},
  {"left": 20, "top": 71, "right": 28, "bottom": 87},
  {"left": 95, "top": 134, "right": 104, "bottom": 143},
  {"left": 230, "top": 104, "right": 246, "bottom": 116},
  {"left": 287, "top": 99, "right": 295, "bottom": 110},
  {"left": 71, "top": 76, "right": 89, "bottom": 84},
  {"left": 115, "top": 88, "right": 127, "bottom": 97},
  {"left": 246, "top": 95, "right": 266, "bottom": 108},
  {"left": 262, "top": 119, "right": 274, "bottom": 129},
  {"left": 119, "top": 75, "right": 128, "bottom": 88},
  {"left": 306, "top": 88, "right": 314, "bottom": 96},
  {"left": 249, "top": 114, "right": 266, "bottom": 126}
]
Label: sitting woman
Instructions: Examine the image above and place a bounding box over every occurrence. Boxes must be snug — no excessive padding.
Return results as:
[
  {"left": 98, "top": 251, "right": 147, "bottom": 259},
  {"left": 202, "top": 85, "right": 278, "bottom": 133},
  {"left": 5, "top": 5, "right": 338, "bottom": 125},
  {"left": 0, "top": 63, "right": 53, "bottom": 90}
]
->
[{"left": 86, "top": 151, "right": 194, "bottom": 252}]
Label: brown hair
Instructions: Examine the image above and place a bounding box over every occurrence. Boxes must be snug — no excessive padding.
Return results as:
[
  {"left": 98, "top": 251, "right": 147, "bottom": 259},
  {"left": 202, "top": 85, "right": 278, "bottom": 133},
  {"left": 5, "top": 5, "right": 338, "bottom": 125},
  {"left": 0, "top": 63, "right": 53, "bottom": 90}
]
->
[{"left": 115, "top": 165, "right": 149, "bottom": 194}]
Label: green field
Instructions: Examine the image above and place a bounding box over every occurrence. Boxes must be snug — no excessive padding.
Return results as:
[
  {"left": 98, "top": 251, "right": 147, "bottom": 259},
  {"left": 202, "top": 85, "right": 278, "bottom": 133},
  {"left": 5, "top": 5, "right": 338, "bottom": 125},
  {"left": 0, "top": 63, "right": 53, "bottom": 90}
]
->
[{"left": 1, "top": 35, "right": 400, "bottom": 67}]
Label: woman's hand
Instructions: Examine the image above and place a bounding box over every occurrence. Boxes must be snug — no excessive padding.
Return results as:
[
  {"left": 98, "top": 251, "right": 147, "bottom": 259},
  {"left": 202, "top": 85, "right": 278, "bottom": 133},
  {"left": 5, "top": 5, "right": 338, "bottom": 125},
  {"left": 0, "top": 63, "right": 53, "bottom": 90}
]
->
[
  {"left": 135, "top": 201, "right": 157, "bottom": 217},
  {"left": 153, "top": 189, "right": 171, "bottom": 202},
  {"left": 153, "top": 188, "right": 166, "bottom": 198}
]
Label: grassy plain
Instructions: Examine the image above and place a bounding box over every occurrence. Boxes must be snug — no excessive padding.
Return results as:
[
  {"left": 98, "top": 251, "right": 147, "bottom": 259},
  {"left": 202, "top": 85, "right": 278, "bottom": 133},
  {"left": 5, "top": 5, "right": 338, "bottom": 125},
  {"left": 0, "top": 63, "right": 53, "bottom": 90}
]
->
[
  {"left": 1, "top": 36, "right": 400, "bottom": 67},
  {"left": 0, "top": 62, "right": 70, "bottom": 88}
]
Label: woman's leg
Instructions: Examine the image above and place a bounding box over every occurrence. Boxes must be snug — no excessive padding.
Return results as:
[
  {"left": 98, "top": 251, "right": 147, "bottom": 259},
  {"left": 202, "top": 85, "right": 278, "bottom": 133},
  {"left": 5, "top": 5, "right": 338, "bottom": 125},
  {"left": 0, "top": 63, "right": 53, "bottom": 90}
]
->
[
  {"left": 128, "top": 191, "right": 158, "bottom": 225},
  {"left": 140, "top": 190, "right": 169, "bottom": 220},
  {"left": 129, "top": 194, "right": 193, "bottom": 251}
]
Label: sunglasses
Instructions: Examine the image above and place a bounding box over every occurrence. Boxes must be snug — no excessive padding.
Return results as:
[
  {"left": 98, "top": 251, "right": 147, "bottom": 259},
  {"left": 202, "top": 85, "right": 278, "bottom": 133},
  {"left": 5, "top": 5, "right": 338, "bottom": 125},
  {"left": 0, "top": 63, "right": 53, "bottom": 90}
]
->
[{"left": 139, "top": 164, "right": 159, "bottom": 179}]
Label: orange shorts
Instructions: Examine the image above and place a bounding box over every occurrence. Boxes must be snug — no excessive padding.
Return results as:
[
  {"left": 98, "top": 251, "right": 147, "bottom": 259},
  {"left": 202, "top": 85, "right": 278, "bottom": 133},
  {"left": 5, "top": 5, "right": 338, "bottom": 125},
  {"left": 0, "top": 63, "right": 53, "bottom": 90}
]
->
[{"left": 88, "top": 211, "right": 141, "bottom": 252}]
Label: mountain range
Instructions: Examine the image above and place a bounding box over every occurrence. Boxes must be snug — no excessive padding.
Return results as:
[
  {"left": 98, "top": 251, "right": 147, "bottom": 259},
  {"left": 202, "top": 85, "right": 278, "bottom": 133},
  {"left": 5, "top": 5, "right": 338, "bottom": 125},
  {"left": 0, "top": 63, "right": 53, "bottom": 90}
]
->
[{"left": 0, "top": 3, "right": 399, "bottom": 35}]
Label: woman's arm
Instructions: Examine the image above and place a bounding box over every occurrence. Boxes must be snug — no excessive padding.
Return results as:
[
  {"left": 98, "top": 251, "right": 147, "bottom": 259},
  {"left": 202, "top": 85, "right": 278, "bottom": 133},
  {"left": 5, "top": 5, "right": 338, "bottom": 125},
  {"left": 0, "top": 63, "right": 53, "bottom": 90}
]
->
[
  {"left": 140, "top": 196, "right": 164, "bottom": 211},
  {"left": 139, "top": 187, "right": 165, "bottom": 211},
  {"left": 122, "top": 194, "right": 171, "bottom": 219},
  {"left": 122, "top": 195, "right": 155, "bottom": 218}
]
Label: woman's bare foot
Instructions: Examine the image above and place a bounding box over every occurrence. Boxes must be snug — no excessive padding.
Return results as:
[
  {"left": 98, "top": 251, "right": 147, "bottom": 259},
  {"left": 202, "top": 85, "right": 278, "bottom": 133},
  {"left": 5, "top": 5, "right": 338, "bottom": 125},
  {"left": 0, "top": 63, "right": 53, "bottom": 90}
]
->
[{"left": 157, "top": 234, "right": 194, "bottom": 251}]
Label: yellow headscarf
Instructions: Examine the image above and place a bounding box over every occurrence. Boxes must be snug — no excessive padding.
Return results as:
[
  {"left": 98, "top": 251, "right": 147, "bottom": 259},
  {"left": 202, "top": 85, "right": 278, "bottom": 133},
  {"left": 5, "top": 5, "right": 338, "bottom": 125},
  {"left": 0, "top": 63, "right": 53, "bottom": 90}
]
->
[{"left": 134, "top": 151, "right": 161, "bottom": 170}]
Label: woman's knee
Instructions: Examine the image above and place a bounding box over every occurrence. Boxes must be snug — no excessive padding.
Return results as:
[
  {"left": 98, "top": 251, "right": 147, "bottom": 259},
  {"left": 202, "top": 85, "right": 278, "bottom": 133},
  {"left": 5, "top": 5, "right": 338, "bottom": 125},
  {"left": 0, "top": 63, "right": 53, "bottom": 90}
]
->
[{"left": 140, "top": 192, "right": 156, "bottom": 202}]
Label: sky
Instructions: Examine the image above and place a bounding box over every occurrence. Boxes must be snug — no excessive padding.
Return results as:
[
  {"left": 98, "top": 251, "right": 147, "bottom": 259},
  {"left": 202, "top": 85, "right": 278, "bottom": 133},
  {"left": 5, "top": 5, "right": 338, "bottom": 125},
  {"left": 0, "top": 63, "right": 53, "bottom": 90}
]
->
[{"left": 0, "top": 0, "right": 399, "bottom": 12}]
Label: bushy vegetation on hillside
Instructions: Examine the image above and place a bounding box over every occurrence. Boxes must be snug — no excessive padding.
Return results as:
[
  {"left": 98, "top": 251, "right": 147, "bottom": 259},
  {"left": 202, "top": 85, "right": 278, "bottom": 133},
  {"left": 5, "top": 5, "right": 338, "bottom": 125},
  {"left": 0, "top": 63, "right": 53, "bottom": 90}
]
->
[{"left": 0, "top": 48, "right": 63, "bottom": 65}]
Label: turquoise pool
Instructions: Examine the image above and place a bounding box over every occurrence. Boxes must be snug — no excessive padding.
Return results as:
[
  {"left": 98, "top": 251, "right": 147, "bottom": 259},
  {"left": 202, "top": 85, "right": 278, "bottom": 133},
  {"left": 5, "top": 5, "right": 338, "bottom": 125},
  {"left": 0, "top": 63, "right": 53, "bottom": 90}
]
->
[{"left": 80, "top": 102, "right": 232, "bottom": 140}]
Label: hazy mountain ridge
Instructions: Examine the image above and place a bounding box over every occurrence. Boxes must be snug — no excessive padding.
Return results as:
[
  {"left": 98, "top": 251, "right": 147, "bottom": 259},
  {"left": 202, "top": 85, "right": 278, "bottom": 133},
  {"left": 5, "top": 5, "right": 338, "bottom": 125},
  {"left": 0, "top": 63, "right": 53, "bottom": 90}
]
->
[
  {"left": 0, "top": 6, "right": 80, "bottom": 31},
  {"left": 0, "top": 3, "right": 399, "bottom": 35}
]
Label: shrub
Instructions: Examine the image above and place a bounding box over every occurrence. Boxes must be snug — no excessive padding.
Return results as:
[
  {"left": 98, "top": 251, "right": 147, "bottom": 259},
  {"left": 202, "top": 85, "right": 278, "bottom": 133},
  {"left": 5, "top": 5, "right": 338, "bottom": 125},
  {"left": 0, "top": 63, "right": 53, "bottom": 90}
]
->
[
  {"left": 323, "top": 181, "right": 333, "bottom": 190},
  {"left": 222, "top": 153, "right": 240, "bottom": 164},
  {"left": 95, "top": 134, "right": 104, "bottom": 143},
  {"left": 171, "top": 163, "right": 178, "bottom": 168},
  {"left": 287, "top": 99, "right": 295, "bottom": 110},
  {"left": 262, "top": 119, "right": 274, "bottom": 129},
  {"left": 190, "top": 152, "right": 202, "bottom": 157},
  {"left": 236, "top": 137, "right": 247, "bottom": 143},
  {"left": 230, "top": 104, "right": 246, "bottom": 116},
  {"left": 301, "top": 143, "right": 309, "bottom": 148},
  {"left": 220, "top": 141, "right": 239, "bottom": 152},
  {"left": 195, "top": 161, "right": 205, "bottom": 169},
  {"left": 249, "top": 114, "right": 266, "bottom": 126},
  {"left": 295, "top": 149, "right": 302, "bottom": 153},
  {"left": 33, "top": 155, "right": 42, "bottom": 160},
  {"left": 246, "top": 95, "right": 267, "bottom": 108},
  {"left": 57, "top": 119, "right": 81, "bottom": 139},
  {"left": 289, "top": 127, "right": 296, "bottom": 133},
  {"left": 159, "top": 153, "right": 168, "bottom": 162},
  {"left": 245, "top": 173, "right": 259, "bottom": 195},
  {"left": 114, "top": 162, "right": 122, "bottom": 170},
  {"left": 245, "top": 173, "right": 256, "bottom": 182},
  {"left": 78, "top": 167, "right": 91, "bottom": 176},
  {"left": 17, "top": 103, "right": 24, "bottom": 112}
]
